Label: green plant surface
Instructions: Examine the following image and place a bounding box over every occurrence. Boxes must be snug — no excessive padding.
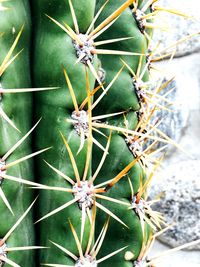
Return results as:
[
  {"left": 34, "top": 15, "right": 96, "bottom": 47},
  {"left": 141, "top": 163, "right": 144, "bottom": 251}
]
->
[
  {"left": 1, "top": 0, "right": 197, "bottom": 266},
  {"left": 0, "top": 1, "right": 36, "bottom": 266},
  {"left": 30, "top": 1, "right": 155, "bottom": 266}
]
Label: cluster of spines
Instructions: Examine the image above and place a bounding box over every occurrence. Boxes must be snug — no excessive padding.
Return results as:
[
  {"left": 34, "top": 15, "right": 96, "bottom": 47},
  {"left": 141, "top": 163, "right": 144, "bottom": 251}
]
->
[{"left": 0, "top": 0, "right": 200, "bottom": 266}]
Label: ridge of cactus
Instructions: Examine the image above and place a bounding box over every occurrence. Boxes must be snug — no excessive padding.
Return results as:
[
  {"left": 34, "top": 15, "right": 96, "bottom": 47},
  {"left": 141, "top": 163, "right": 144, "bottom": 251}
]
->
[{"left": 0, "top": 1, "right": 36, "bottom": 265}]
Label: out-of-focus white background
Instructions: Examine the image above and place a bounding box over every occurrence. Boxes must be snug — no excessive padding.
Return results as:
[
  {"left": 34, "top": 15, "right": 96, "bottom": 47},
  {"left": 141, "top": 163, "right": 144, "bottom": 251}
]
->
[{"left": 148, "top": 0, "right": 200, "bottom": 266}]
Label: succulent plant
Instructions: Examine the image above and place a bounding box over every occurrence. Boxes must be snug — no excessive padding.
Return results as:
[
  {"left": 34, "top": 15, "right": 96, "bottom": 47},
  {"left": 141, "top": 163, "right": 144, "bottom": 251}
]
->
[{"left": 0, "top": 0, "right": 199, "bottom": 266}]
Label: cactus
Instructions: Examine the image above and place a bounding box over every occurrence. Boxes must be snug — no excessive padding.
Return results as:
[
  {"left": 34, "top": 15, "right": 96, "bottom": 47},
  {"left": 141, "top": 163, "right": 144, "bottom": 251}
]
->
[
  {"left": 0, "top": 1, "right": 37, "bottom": 265},
  {"left": 0, "top": 0, "right": 200, "bottom": 266}
]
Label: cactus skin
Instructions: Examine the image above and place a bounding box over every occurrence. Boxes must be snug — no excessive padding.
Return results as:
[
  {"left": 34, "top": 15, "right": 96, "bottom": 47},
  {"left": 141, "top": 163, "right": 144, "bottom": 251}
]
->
[
  {"left": 0, "top": 1, "right": 36, "bottom": 266},
  {"left": 31, "top": 0, "right": 153, "bottom": 266},
  {"left": 93, "top": 1, "right": 149, "bottom": 266},
  {"left": 31, "top": 0, "right": 97, "bottom": 264}
]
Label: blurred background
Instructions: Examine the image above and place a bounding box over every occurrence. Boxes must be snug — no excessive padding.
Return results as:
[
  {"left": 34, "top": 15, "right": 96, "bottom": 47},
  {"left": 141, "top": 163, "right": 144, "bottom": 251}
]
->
[
  {"left": 147, "top": 0, "right": 200, "bottom": 266},
  {"left": 0, "top": 1, "right": 199, "bottom": 266}
]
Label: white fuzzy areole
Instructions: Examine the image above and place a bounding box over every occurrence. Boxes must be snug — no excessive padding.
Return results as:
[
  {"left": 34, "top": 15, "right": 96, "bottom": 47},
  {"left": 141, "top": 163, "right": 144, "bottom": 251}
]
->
[
  {"left": 72, "top": 34, "right": 95, "bottom": 64},
  {"left": 71, "top": 110, "right": 89, "bottom": 136},
  {"left": 73, "top": 181, "right": 94, "bottom": 209},
  {"left": 0, "top": 160, "right": 6, "bottom": 185},
  {"left": 0, "top": 242, "right": 7, "bottom": 266},
  {"left": 75, "top": 256, "right": 97, "bottom": 267},
  {"left": 131, "top": 196, "right": 146, "bottom": 215}
]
